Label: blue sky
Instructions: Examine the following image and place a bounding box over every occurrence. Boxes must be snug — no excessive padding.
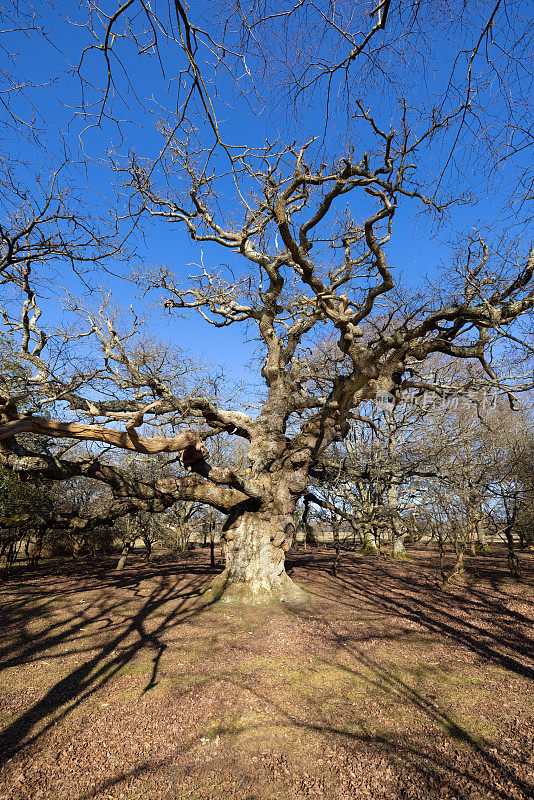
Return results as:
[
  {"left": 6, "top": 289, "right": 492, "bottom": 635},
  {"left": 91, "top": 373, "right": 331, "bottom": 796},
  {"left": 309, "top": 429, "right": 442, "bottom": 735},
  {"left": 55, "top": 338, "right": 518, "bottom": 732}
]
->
[{"left": 2, "top": 1, "right": 532, "bottom": 391}]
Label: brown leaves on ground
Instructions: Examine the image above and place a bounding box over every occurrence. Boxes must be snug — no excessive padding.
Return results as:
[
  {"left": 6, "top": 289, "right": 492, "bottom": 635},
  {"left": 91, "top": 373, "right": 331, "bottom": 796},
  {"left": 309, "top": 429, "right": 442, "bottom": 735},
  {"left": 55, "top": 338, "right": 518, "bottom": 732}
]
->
[{"left": 0, "top": 546, "right": 533, "bottom": 800}]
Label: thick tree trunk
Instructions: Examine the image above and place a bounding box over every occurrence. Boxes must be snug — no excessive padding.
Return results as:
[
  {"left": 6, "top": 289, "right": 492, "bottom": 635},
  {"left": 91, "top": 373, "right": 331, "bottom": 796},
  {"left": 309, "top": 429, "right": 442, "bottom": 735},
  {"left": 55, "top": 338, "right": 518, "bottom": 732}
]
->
[
  {"left": 206, "top": 507, "right": 304, "bottom": 603},
  {"left": 386, "top": 482, "right": 408, "bottom": 558},
  {"left": 361, "top": 529, "right": 379, "bottom": 555},
  {"left": 456, "top": 545, "right": 465, "bottom": 575},
  {"left": 390, "top": 513, "right": 409, "bottom": 558},
  {"left": 392, "top": 533, "right": 408, "bottom": 558}
]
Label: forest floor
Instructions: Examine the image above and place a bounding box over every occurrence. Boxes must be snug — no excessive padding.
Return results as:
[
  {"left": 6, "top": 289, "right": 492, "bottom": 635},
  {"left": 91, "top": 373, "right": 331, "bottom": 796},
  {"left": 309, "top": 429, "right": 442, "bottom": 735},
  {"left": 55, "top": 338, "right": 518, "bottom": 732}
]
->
[{"left": 0, "top": 546, "right": 533, "bottom": 800}]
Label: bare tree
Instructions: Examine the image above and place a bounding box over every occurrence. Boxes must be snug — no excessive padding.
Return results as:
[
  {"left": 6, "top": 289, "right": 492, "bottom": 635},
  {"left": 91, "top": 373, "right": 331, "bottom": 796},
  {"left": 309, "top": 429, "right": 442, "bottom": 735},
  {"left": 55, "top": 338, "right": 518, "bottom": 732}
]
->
[
  {"left": 0, "top": 1, "right": 533, "bottom": 601},
  {"left": 484, "top": 406, "right": 534, "bottom": 578},
  {"left": 2, "top": 126, "right": 533, "bottom": 599}
]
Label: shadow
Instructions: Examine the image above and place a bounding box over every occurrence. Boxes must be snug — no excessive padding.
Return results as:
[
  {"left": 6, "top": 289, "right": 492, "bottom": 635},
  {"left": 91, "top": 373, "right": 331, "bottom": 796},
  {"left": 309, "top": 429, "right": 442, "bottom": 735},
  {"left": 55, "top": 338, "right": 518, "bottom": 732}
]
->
[
  {"left": 0, "top": 546, "right": 532, "bottom": 800},
  {"left": 290, "top": 548, "right": 534, "bottom": 680},
  {"left": 70, "top": 549, "right": 533, "bottom": 800},
  {"left": 0, "top": 552, "right": 223, "bottom": 767},
  {"left": 71, "top": 632, "right": 532, "bottom": 800}
]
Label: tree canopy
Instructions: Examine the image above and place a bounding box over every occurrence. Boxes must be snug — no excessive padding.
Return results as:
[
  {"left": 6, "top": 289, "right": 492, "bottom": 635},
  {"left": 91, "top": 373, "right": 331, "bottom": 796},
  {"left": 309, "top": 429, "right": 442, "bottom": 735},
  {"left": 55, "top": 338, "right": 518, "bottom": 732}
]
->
[{"left": 0, "top": 1, "right": 532, "bottom": 599}]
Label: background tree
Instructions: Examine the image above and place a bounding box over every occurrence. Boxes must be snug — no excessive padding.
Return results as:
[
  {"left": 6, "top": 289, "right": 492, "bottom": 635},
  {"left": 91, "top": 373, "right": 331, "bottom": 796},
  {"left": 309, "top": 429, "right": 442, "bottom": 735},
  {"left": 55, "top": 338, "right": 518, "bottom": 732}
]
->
[
  {"left": 484, "top": 407, "right": 534, "bottom": 578},
  {"left": 0, "top": 466, "right": 50, "bottom": 574}
]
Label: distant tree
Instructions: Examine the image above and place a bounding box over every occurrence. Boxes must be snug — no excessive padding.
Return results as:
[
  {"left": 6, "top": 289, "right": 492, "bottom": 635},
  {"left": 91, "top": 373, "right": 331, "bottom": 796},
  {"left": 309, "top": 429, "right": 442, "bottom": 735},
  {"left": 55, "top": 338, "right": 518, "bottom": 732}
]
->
[
  {"left": 0, "top": 466, "right": 50, "bottom": 573},
  {"left": 484, "top": 407, "right": 534, "bottom": 578}
]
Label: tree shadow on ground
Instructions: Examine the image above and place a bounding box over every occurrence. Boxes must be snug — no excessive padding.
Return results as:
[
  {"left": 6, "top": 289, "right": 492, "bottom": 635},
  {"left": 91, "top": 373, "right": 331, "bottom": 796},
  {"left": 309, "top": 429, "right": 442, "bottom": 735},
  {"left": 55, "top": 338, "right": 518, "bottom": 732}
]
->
[
  {"left": 1, "top": 548, "right": 532, "bottom": 800},
  {"left": 0, "top": 554, "right": 223, "bottom": 767},
  {"left": 70, "top": 623, "right": 532, "bottom": 800},
  {"left": 288, "top": 549, "right": 534, "bottom": 680}
]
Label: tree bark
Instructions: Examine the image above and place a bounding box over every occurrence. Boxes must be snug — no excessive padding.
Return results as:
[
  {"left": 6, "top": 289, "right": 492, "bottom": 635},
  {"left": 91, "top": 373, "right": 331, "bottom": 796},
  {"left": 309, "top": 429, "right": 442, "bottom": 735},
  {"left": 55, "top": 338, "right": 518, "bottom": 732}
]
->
[
  {"left": 2, "top": 539, "right": 15, "bottom": 578},
  {"left": 475, "top": 518, "right": 488, "bottom": 552},
  {"left": 176, "top": 523, "right": 188, "bottom": 552},
  {"left": 392, "top": 533, "right": 408, "bottom": 558},
  {"left": 504, "top": 525, "right": 522, "bottom": 580},
  {"left": 206, "top": 506, "right": 304, "bottom": 603},
  {"left": 520, "top": 526, "right": 534, "bottom": 551},
  {"left": 143, "top": 536, "right": 152, "bottom": 561},
  {"left": 29, "top": 525, "right": 45, "bottom": 568},
  {"left": 116, "top": 539, "right": 132, "bottom": 571},
  {"left": 390, "top": 510, "right": 409, "bottom": 558},
  {"left": 209, "top": 519, "right": 216, "bottom": 569},
  {"left": 331, "top": 525, "right": 341, "bottom": 577},
  {"left": 362, "top": 529, "right": 379, "bottom": 555}
]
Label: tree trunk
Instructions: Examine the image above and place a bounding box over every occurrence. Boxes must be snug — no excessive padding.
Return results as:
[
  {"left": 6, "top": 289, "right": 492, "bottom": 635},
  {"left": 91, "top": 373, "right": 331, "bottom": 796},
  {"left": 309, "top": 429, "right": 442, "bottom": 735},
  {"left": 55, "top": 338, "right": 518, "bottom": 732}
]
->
[
  {"left": 361, "top": 529, "right": 379, "bottom": 555},
  {"left": 29, "top": 525, "right": 45, "bottom": 568},
  {"left": 206, "top": 507, "right": 304, "bottom": 603},
  {"left": 456, "top": 544, "right": 465, "bottom": 575},
  {"left": 387, "top": 482, "right": 408, "bottom": 558},
  {"left": 209, "top": 522, "right": 215, "bottom": 569},
  {"left": 504, "top": 525, "right": 522, "bottom": 580},
  {"left": 143, "top": 537, "right": 152, "bottom": 561},
  {"left": 302, "top": 522, "right": 309, "bottom": 551},
  {"left": 176, "top": 522, "right": 189, "bottom": 553},
  {"left": 475, "top": 519, "right": 488, "bottom": 552},
  {"left": 116, "top": 539, "right": 132, "bottom": 571},
  {"left": 437, "top": 526, "right": 465, "bottom": 587},
  {"left": 390, "top": 514, "right": 409, "bottom": 559},
  {"left": 72, "top": 534, "right": 87, "bottom": 559},
  {"left": 331, "top": 525, "right": 341, "bottom": 577},
  {"left": 521, "top": 526, "right": 534, "bottom": 551},
  {"left": 0, "top": 539, "right": 8, "bottom": 570},
  {"left": 392, "top": 533, "right": 408, "bottom": 558},
  {"left": 2, "top": 539, "right": 15, "bottom": 578}
]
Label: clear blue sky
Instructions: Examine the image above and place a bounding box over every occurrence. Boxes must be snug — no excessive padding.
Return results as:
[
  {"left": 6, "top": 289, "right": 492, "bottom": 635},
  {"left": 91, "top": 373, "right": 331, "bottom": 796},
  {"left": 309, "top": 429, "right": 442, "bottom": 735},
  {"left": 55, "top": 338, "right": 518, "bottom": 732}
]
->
[{"left": 2, "top": 1, "right": 532, "bottom": 390}]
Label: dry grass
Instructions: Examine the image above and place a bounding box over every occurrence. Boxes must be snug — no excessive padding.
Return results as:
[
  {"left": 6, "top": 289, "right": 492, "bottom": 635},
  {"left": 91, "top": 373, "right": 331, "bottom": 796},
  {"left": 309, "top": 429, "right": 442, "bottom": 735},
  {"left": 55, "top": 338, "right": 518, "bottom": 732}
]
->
[{"left": 0, "top": 546, "right": 533, "bottom": 800}]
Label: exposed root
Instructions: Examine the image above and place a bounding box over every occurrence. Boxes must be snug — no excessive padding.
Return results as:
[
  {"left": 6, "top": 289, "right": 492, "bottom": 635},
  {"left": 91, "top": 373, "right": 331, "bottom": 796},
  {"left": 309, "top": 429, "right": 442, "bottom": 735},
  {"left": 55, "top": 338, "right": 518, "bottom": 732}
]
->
[{"left": 202, "top": 569, "right": 307, "bottom": 605}]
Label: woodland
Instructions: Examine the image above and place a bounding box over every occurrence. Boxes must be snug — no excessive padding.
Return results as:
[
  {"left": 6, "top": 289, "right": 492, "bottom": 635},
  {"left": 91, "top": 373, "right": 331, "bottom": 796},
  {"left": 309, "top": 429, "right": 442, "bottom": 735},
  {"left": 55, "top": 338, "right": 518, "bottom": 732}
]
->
[{"left": 0, "top": 2, "right": 533, "bottom": 799}]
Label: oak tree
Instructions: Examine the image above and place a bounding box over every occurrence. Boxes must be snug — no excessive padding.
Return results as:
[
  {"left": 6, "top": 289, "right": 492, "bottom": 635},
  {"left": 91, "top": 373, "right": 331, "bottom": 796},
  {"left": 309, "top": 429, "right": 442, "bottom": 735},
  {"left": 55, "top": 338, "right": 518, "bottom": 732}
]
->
[{"left": 0, "top": 1, "right": 532, "bottom": 600}]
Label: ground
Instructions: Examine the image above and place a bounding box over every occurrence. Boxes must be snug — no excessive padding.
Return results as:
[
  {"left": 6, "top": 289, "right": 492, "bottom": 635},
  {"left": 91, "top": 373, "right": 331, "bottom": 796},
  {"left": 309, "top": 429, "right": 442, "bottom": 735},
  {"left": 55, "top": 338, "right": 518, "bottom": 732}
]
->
[{"left": 0, "top": 546, "right": 532, "bottom": 800}]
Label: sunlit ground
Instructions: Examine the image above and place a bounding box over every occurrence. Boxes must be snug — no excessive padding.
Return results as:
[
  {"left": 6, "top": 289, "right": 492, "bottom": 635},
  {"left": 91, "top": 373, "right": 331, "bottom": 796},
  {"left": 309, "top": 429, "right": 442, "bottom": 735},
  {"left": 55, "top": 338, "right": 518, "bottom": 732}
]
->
[{"left": 0, "top": 546, "right": 532, "bottom": 800}]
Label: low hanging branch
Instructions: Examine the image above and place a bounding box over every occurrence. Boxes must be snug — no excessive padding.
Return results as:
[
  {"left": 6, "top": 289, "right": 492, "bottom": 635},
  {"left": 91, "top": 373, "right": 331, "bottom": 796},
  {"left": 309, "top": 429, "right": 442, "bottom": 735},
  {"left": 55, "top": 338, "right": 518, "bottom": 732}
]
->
[{"left": 0, "top": 414, "right": 203, "bottom": 455}]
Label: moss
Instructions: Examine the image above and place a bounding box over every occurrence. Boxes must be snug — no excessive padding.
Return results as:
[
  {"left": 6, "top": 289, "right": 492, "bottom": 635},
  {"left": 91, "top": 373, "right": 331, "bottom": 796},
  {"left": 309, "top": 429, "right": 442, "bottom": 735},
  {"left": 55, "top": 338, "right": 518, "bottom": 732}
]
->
[
  {"left": 169, "top": 673, "right": 209, "bottom": 689},
  {"left": 200, "top": 572, "right": 229, "bottom": 602},
  {"left": 0, "top": 711, "right": 18, "bottom": 728},
  {"left": 360, "top": 543, "right": 380, "bottom": 555},
  {"left": 115, "top": 659, "right": 155, "bottom": 677}
]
